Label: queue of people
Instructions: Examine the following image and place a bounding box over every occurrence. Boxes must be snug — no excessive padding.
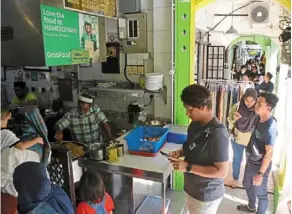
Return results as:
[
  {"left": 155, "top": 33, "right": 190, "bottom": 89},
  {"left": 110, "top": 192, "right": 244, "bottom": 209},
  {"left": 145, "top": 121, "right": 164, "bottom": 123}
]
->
[
  {"left": 233, "top": 59, "right": 275, "bottom": 94},
  {"left": 168, "top": 84, "right": 279, "bottom": 214}
]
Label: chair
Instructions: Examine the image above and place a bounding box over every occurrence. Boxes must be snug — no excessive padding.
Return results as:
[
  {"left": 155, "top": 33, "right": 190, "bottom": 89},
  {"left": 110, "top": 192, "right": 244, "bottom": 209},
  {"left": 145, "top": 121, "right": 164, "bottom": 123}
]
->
[{"left": 47, "top": 147, "right": 76, "bottom": 210}]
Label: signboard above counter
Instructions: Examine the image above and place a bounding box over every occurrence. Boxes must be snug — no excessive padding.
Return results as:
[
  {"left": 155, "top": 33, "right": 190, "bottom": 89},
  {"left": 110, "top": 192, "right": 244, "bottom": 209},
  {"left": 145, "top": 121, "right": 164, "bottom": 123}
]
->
[
  {"left": 40, "top": 4, "right": 98, "bottom": 66},
  {"left": 64, "top": 0, "right": 116, "bottom": 18},
  {"left": 40, "top": 0, "right": 116, "bottom": 18}
]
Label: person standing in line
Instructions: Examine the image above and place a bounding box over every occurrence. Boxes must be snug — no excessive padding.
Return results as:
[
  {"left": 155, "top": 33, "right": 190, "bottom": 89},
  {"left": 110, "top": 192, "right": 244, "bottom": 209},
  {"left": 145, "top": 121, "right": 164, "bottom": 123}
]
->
[
  {"left": 168, "top": 84, "right": 229, "bottom": 214},
  {"left": 258, "top": 72, "right": 274, "bottom": 93},
  {"left": 227, "top": 88, "right": 258, "bottom": 188},
  {"left": 237, "top": 92, "right": 279, "bottom": 214},
  {"left": 13, "top": 162, "right": 74, "bottom": 214}
]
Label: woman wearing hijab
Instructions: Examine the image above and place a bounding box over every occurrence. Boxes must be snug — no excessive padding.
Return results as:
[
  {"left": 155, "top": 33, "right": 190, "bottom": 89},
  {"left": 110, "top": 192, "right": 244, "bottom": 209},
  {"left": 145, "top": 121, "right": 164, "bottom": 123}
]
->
[
  {"left": 227, "top": 88, "right": 258, "bottom": 188},
  {"left": 13, "top": 162, "right": 74, "bottom": 214}
]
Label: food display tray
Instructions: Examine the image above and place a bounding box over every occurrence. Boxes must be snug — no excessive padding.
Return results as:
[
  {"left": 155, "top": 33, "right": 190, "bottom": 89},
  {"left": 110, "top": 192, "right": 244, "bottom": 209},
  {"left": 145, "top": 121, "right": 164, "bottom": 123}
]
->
[{"left": 128, "top": 142, "right": 166, "bottom": 157}]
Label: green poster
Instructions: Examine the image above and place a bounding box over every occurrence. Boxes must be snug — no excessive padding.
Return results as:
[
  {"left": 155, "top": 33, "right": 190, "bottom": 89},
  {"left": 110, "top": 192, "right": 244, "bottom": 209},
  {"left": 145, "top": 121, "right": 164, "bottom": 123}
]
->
[{"left": 40, "top": 5, "right": 99, "bottom": 66}]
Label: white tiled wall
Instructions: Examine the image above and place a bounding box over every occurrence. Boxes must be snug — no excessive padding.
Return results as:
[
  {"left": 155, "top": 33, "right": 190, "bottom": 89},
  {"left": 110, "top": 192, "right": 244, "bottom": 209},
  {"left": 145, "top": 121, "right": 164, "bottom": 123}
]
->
[
  {"left": 79, "top": 0, "right": 173, "bottom": 120},
  {"left": 153, "top": 0, "right": 173, "bottom": 119}
]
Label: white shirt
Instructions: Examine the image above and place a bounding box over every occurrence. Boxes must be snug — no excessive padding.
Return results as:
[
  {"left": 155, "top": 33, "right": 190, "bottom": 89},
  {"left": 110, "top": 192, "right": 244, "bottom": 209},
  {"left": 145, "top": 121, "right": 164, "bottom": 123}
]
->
[
  {"left": 1, "top": 129, "right": 20, "bottom": 152},
  {"left": 1, "top": 147, "right": 41, "bottom": 196}
]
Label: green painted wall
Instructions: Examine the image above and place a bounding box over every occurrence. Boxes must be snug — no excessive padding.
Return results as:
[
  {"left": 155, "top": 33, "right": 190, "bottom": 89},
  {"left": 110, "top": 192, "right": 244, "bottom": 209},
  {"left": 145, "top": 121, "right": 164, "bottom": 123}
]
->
[{"left": 175, "top": 1, "right": 192, "bottom": 126}]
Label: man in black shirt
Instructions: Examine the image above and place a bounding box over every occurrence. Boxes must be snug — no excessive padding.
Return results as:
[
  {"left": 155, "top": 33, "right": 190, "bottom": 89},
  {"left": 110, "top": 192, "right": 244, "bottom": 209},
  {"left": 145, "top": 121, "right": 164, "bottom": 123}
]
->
[
  {"left": 168, "top": 84, "right": 229, "bottom": 214},
  {"left": 237, "top": 93, "right": 279, "bottom": 214},
  {"left": 258, "top": 72, "right": 274, "bottom": 93}
]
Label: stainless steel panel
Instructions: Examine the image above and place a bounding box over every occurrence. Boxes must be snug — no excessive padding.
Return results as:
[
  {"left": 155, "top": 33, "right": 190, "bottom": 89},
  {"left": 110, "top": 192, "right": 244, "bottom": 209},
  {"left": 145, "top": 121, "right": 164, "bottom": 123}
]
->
[
  {"left": 1, "top": 0, "right": 46, "bottom": 66},
  {"left": 79, "top": 158, "right": 171, "bottom": 182},
  {"left": 123, "top": 13, "right": 148, "bottom": 53}
]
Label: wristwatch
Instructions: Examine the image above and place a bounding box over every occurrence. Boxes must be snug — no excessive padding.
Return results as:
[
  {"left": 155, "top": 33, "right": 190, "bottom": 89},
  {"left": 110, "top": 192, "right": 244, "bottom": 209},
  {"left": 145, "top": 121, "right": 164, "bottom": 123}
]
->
[
  {"left": 257, "top": 172, "right": 264, "bottom": 177},
  {"left": 186, "top": 164, "right": 192, "bottom": 173}
]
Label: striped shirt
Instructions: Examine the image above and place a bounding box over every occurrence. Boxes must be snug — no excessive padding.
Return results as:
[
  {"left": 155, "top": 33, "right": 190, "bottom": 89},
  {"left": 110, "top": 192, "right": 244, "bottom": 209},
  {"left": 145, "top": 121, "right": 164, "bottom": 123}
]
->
[{"left": 55, "top": 105, "right": 108, "bottom": 145}]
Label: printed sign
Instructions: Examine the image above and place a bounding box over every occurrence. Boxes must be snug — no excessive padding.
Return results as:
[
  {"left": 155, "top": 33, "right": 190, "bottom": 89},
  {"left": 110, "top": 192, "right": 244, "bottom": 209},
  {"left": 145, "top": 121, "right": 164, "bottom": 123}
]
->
[
  {"left": 71, "top": 49, "right": 90, "bottom": 64},
  {"left": 40, "top": 4, "right": 100, "bottom": 66},
  {"left": 64, "top": 0, "right": 116, "bottom": 18}
]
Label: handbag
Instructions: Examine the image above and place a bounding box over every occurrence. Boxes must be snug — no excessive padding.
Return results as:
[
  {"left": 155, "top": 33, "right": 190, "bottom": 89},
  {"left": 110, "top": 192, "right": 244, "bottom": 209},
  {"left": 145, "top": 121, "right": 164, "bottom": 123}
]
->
[{"left": 234, "top": 129, "right": 252, "bottom": 146}]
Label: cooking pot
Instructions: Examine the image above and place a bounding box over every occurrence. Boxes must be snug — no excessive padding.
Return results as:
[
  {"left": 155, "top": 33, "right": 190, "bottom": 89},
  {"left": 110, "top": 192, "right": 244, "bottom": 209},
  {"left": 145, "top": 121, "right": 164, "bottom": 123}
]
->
[
  {"left": 150, "top": 120, "right": 162, "bottom": 126},
  {"left": 88, "top": 143, "right": 106, "bottom": 161}
]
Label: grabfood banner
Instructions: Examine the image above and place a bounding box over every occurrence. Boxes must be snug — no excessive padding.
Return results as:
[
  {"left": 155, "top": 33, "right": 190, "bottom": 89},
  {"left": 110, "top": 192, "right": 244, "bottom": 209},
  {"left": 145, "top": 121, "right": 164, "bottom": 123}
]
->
[{"left": 40, "top": 4, "right": 100, "bottom": 66}]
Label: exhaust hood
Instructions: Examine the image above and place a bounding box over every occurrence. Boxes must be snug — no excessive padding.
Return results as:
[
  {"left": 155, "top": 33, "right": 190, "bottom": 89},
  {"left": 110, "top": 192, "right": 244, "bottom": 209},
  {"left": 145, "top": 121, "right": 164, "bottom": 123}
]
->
[
  {"left": 1, "top": 0, "right": 106, "bottom": 67},
  {"left": 1, "top": 0, "right": 46, "bottom": 66}
]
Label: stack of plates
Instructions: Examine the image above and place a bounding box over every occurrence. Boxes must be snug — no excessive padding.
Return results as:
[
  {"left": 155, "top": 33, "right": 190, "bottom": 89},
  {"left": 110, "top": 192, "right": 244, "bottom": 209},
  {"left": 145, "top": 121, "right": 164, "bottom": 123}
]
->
[{"left": 145, "top": 73, "right": 164, "bottom": 91}]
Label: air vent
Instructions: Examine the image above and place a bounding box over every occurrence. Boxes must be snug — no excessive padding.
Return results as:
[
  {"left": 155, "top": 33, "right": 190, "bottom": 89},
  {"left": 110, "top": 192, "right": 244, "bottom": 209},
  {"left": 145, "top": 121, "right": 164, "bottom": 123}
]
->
[
  {"left": 1, "top": 26, "right": 14, "bottom": 41},
  {"left": 249, "top": 3, "right": 270, "bottom": 25}
]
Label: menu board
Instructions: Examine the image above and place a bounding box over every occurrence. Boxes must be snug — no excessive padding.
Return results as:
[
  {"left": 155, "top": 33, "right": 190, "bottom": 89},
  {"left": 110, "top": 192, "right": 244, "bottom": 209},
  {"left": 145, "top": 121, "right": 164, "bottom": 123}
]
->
[
  {"left": 40, "top": 4, "right": 100, "bottom": 66},
  {"left": 64, "top": 0, "right": 116, "bottom": 18}
]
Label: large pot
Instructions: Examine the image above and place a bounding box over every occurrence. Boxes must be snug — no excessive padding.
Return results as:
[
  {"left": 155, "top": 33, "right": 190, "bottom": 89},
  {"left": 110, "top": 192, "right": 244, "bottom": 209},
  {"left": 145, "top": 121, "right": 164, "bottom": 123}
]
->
[{"left": 88, "top": 143, "right": 106, "bottom": 161}]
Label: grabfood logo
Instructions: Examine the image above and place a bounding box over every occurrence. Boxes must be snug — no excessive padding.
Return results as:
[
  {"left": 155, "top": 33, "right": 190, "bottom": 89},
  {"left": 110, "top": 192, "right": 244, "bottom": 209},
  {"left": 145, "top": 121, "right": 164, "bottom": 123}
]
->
[{"left": 47, "top": 52, "right": 70, "bottom": 59}]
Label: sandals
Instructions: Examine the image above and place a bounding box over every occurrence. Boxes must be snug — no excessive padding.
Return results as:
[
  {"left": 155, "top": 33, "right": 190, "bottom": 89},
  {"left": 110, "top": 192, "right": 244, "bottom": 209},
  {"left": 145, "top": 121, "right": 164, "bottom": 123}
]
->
[
  {"left": 237, "top": 205, "right": 256, "bottom": 213},
  {"left": 230, "top": 179, "right": 239, "bottom": 189}
]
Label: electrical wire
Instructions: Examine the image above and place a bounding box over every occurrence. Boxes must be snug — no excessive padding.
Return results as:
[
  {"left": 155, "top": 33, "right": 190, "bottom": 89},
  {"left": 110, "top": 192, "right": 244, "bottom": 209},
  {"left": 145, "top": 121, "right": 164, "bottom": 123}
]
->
[
  {"left": 144, "top": 95, "right": 154, "bottom": 107},
  {"left": 197, "top": 0, "right": 262, "bottom": 43},
  {"left": 123, "top": 53, "right": 134, "bottom": 87}
]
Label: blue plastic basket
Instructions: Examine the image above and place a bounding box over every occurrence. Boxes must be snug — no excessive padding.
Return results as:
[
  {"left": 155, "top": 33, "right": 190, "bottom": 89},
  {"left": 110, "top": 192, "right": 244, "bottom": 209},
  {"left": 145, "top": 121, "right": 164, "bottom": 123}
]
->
[
  {"left": 164, "top": 124, "right": 187, "bottom": 144},
  {"left": 167, "top": 132, "right": 187, "bottom": 144},
  {"left": 125, "top": 126, "right": 169, "bottom": 153}
]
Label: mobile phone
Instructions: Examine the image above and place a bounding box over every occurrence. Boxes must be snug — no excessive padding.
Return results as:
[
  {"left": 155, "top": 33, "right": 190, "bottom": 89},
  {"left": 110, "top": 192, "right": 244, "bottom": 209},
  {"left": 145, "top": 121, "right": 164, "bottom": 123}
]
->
[{"left": 160, "top": 151, "right": 169, "bottom": 158}]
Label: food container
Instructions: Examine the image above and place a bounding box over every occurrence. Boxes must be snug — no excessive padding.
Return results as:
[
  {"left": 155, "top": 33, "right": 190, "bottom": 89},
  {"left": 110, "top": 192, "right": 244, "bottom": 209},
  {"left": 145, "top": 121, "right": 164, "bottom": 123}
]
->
[
  {"left": 106, "top": 146, "right": 119, "bottom": 163},
  {"left": 88, "top": 143, "right": 106, "bottom": 161},
  {"left": 125, "top": 126, "right": 169, "bottom": 153},
  {"left": 150, "top": 120, "right": 162, "bottom": 126},
  {"left": 116, "top": 144, "right": 125, "bottom": 157},
  {"left": 164, "top": 124, "right": 188, "bottom": 144}
]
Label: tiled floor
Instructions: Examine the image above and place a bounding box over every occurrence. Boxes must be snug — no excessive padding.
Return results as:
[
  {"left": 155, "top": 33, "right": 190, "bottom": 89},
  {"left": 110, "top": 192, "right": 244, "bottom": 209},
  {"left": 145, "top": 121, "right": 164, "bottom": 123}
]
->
[{"left": 168, "top": 187, "right": 274, "bottom": 214}]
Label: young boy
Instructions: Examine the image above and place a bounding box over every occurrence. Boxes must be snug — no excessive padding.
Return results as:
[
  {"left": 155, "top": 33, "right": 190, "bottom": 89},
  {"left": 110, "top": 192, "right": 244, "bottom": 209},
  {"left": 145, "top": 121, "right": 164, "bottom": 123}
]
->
[
  {"left": 237, "top": 92, "right": 279, "bottom": 214},
  {"left": 1, "top": 103, "right": 43, "bottom": 151}
]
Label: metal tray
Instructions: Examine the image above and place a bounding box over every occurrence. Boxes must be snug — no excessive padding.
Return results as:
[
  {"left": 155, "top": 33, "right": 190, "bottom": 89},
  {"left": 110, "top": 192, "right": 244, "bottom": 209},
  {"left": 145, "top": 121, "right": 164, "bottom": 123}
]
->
[{"left": 51, "top": 141, "right": 88, "bottom": 160}]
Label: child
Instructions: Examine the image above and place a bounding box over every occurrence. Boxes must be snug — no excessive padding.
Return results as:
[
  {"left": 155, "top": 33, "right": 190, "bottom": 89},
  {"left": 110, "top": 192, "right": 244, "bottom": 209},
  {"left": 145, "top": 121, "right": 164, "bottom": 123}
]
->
[
  {"left": 77, "top": 171, "right": 114, "bottom": 214},
  {"left": 1, "top": 103, "right": 43, "bottom": 151}
]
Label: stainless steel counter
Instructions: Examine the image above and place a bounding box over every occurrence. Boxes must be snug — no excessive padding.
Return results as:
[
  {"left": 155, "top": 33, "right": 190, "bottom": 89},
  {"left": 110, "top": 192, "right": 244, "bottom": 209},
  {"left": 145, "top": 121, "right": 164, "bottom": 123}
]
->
[
  {"left": 78, "top": 133, "right": 182, "bottom": 213},
  {"left": 79, "top": 158, "right": 171, "bottom": 183}
]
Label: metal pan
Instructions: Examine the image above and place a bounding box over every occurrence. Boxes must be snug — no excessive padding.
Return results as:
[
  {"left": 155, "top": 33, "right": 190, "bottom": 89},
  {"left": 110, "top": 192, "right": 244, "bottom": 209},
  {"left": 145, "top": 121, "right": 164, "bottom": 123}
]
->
[{"left": 51, "top": 141, "right": 88, "bottom": 160}]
